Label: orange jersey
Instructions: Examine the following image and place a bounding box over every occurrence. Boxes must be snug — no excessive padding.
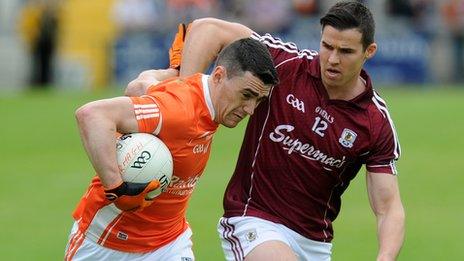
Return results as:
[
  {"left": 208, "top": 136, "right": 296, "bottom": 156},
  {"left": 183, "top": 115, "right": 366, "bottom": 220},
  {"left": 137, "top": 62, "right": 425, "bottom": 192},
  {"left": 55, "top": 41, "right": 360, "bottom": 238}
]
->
[{"left": 72, "top": 73, "right": 219, "bottom": 252}]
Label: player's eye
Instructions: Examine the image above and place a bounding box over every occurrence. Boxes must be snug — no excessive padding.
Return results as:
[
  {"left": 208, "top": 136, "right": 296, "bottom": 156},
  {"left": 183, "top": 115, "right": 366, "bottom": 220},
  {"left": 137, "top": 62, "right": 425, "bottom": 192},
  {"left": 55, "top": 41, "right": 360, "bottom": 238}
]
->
[
  {"left": 242, "top": 92, "right": 252, "bottom": 99},
  {"left": 340, "top": 48, "right": 354, "bottom": 54},
  {"left": 322, "top": 42, "right": 333, "bottom": 50}
]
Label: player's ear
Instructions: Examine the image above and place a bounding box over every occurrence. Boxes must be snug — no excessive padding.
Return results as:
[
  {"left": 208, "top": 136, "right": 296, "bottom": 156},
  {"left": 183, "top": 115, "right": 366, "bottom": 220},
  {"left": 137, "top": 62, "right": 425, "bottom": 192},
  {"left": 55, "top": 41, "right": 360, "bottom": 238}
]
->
[
  {"left": 364, "top": 43, "right": 377, "bottom": 60},
  {"left": 211, "top": 66, "right": 226, "bottom": 85}
]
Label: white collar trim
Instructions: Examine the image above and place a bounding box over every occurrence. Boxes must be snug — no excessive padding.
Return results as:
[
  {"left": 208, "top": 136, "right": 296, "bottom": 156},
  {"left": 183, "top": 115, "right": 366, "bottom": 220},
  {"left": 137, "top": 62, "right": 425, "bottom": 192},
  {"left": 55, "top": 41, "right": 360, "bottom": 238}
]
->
[{"left": 202, "top": 74, "right": 215, "bottom": 120}]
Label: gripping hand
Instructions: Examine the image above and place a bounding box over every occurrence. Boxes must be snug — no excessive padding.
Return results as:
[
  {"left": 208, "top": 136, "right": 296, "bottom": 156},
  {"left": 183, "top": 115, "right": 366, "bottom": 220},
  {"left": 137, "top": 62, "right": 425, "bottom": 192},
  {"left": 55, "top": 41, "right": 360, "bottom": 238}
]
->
[{"left": 104, "top": 180, "right": 160, "bottom": 211}]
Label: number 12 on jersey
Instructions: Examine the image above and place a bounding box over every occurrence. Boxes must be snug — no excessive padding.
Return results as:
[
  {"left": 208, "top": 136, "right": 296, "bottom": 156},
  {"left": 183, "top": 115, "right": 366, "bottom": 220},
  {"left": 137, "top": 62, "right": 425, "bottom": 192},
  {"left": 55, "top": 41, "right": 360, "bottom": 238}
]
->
[{"left": 311, "top": 116, "right": 328, "bottom": 137}]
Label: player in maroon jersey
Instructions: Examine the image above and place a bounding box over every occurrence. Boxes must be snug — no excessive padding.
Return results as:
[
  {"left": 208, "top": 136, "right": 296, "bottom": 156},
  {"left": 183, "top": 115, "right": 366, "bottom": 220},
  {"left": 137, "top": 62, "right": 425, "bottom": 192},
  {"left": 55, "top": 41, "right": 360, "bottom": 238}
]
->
[{"left": 127, "top": 1, "right": 405, "bottom": 260}]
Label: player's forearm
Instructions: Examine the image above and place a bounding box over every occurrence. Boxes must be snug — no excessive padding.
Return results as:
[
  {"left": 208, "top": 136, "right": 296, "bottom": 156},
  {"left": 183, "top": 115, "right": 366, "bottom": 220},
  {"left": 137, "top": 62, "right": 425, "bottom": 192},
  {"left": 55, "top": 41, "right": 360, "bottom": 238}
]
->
[
  {"left": 376, "top": 202, "right": 405, "bottom": 261},
  {"left": 180, "top": 18, "right": 253, "bottom": 76},
  {"left": 76, "top": 103, "right": 123, "bottom": 189}
]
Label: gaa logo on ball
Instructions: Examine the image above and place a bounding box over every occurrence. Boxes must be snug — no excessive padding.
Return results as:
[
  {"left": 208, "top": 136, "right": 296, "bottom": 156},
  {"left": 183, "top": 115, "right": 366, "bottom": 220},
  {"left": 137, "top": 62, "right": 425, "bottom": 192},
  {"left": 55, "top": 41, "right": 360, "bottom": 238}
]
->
[{"left": 116, "top": 133, "right": 173, "bottom": 199}]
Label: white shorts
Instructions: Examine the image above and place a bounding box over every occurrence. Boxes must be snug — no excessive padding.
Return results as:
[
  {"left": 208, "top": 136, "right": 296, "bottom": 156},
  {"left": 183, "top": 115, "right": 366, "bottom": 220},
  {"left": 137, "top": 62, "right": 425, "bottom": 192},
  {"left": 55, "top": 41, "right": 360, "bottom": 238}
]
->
[
  {"left": 218, "top": 216, "right": 332, "bottom": 261},
  {"left": 64, "top": 222, "right": 194, "bottom": 261}
]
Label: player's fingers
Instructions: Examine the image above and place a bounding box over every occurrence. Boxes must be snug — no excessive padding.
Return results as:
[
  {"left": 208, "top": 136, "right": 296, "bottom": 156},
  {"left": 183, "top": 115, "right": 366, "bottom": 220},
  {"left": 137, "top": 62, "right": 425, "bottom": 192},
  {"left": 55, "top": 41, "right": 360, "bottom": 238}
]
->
[{"left": 145, "top": 180, "right": 161, "bottom": 192}]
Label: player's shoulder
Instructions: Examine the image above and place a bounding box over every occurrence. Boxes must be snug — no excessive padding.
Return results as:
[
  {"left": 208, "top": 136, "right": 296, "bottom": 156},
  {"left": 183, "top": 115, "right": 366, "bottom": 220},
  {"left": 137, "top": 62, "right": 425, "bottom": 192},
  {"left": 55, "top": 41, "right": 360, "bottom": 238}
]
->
[
  {"left": 148, "top": 74, "right": 201, "bottom": 102},
  {"left": 148, "top": 74, "right": 210, "bottom": 122},
  {"left": 251, "top": 32, "right": 318, "bottom": 66},
  {"left": 364, "top": 89, "right": 397, "bottom": 132}
]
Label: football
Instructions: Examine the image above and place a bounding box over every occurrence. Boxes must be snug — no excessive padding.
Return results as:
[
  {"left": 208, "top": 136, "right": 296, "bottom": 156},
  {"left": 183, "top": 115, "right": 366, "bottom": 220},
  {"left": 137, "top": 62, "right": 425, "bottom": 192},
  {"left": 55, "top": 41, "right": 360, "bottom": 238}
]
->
[{"left": 116, "top": 133, "right": 173, "bottom": 199}]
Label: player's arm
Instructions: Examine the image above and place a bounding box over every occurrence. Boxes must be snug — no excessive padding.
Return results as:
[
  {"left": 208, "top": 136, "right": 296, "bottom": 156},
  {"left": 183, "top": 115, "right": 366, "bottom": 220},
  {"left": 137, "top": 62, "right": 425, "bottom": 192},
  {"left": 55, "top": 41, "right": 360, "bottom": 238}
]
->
[
  {"left": 76, "top": 97, "right": 159, "bottom": 211},
  {"left": 366, "top": 171, "right": 405, "bottom": 261},
  {"left": 179, "top": 18, "right": 253, "bottom": 76},
  {"left": 76, "top": 97, "right": 137, "bottom": 188},
  {"left": 125, "top": 68, "right": 178, "bottom": 96}
]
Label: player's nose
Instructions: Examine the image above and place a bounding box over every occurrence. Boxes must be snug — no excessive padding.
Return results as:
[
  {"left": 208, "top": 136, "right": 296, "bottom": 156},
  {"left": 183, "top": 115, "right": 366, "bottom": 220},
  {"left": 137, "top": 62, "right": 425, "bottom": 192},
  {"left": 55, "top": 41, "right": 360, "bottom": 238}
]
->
[
  {"left": 328, "top": 51, "right": 340, "bottom": 64},
  {"left": 243, "top": 100, "right": 257, "bottom": 115}
]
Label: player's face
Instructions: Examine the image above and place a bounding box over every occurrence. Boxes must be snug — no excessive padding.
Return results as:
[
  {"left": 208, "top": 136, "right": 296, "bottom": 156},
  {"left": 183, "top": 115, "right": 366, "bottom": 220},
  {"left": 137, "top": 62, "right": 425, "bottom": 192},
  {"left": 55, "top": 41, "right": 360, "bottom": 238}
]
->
[
  {"left": 319, "top": 25, "right": 376, "bottom": 90},
  {"left": 213, "top": 69, "right": 270, "bottom": 128}
]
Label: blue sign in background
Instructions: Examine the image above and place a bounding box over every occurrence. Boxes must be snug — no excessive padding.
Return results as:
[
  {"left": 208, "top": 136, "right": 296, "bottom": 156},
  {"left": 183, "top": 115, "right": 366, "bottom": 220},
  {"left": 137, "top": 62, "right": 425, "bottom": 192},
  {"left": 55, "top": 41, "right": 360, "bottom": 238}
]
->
[{"left": 113, "top": 32, "right": 170, "bottom": 86}]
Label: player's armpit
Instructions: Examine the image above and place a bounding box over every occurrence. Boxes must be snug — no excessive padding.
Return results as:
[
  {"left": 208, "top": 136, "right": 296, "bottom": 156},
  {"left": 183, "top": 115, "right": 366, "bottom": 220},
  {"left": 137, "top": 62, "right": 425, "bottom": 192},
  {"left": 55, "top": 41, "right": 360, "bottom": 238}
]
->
[{"left": 104, "top": 180, "right": 160, "bottom": 211}]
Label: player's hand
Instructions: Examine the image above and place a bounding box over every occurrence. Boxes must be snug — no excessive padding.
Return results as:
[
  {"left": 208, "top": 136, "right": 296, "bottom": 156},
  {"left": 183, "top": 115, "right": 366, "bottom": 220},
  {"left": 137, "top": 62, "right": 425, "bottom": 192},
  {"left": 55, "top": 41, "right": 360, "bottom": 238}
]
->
[
  {"left": 169, "top": 23, "right": 190, "bottom": 70},
  {"left": 104, "top": 180, "right": 161, "bottom": 212}
]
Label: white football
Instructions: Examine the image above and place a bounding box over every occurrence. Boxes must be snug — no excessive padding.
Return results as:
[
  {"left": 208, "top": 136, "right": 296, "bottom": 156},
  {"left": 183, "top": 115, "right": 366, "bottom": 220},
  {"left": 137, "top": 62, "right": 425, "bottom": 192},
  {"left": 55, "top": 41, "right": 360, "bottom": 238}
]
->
[{"left": 116, "top": 133, "right": 172, "bottom": 199}]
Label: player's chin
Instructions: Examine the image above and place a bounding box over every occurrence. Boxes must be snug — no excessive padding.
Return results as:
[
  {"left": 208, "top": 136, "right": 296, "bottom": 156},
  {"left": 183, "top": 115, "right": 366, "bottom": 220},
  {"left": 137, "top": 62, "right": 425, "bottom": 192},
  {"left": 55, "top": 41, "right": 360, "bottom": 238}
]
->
[{"left": 222, "top": 118, "right": 240, "bottom": 128}]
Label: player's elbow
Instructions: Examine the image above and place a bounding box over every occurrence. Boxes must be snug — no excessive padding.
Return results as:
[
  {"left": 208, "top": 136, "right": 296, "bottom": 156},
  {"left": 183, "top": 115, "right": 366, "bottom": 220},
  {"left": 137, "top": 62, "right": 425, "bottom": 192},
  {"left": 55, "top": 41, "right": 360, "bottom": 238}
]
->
[
  {"left": 187, "top": 19, "right": 220, "bottom": 44},
  {"left": 125, "top": 70, "right": 158, "bottom": 96},
  {"left": 75, "top": 102, "right": 101, "bottom": 129},
  {"left": 190, "top": 18, "right": 221, "bottom": 33},
  {"left": 190, "top": 18, "right": 250, "bottom": 42},
  {"left": 125, "top": 79, "right": 145, "bottom": 96}
]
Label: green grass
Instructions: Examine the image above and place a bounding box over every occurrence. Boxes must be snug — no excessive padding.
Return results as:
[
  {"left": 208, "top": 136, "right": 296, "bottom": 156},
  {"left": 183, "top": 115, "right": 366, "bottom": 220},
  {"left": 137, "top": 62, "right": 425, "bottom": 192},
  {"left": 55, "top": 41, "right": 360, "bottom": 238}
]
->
[{"left": 0, "top": 87, "right": 463, "bottom": 260}]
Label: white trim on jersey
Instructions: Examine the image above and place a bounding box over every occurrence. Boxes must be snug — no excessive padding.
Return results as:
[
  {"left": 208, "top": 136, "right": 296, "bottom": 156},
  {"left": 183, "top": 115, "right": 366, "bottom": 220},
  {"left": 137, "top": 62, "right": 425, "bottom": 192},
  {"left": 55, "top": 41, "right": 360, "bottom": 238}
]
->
[
  {"left": 369, "top": 164, "right": 393, "bottom": 167},
  {"left": 134, "top": 108, "right": 159, "bottom": 114},
  {"left": 242, "top": 85, "right": 276, "bottom": 216},
  {"left": 140, "top": 95, "right": 163, "bottom": 135},
  {"left": 85, "top": 204, "right": 122, "bottom": 244},
  {"left": 135, "top": 113, "right": 160, "bottom": 120},
  {"left": 371, "top": 91, "right": 401, "bottom": 160},
  {"left": 133, "top": 104, "right": 159, "bottom": 109},
  {"left": 275, "top": 56, "right": 302, "bottom": 68},
  {"left": 153, "top": 113, "right": 162, "bottom": 135},
  {"left": 390, "top": 160, "right": 398, "bottom": 174},
  {"left": 99, "top": 213, "right": 125, "bottom": 245},
  {"left": 242, "top": 52, "right": 313, "bottom": 216},
  {"left": 251, "top": 32, "right": 317, "bottom": 61},
  {"left": 202, "top": 74, "right": 215, "bottom": 121}
]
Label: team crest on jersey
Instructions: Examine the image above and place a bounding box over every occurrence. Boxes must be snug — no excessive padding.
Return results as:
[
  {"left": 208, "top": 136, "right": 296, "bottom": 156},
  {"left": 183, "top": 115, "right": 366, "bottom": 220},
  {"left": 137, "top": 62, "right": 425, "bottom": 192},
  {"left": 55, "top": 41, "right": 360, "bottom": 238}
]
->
[{"left": 339, "top": 128, "right": 357, "bottom": 148}]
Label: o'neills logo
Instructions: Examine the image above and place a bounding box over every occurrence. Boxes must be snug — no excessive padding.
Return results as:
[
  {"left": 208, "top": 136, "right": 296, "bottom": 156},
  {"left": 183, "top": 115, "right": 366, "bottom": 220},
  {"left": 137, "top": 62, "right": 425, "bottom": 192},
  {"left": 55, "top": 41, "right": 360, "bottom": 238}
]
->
[{"left": 269, "top": 124, "right": 346, "bottom": 168}]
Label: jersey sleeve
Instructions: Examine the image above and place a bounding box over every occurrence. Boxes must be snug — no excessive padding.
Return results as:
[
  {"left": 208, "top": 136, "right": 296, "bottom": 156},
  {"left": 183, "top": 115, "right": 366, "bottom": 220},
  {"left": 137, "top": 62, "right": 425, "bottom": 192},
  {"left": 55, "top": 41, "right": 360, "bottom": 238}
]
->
[
  {"left": 129, "top": 84, "right": 194, "bottom": 136},
  {"left": 129, "top": 95, "right": 163, "bottom": 135},
  {"left": 365, "top": 110, "right": 401, "bottom": 175},
  {"left": 250, "top": 32, "right": 318, "bottom": 67}
]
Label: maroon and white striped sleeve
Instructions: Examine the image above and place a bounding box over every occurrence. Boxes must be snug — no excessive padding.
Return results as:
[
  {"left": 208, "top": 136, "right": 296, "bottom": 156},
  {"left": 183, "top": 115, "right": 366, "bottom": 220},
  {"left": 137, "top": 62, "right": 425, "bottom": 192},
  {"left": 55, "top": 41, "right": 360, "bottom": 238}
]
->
[
  {"left": 366, "top": 91, "right": 401, "bottom": 175},
  {"left": 250, "top": 32, "right": 318, "bottom": 66}
]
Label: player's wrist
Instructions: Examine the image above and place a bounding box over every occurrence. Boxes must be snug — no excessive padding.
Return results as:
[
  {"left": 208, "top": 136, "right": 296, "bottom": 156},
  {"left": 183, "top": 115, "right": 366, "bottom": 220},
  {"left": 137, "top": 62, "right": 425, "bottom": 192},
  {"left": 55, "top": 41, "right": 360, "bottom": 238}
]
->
[
  {"left": 102, "top": 176, "right": 124, "bottom": 190},
  {"left": 104, "top": 181, "right": 126, "bottom": 201}
]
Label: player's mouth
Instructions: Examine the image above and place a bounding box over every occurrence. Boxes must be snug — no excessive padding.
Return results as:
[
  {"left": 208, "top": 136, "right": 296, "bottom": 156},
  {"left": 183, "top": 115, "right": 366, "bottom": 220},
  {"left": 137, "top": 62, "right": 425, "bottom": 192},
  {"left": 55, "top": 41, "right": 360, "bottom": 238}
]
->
[
  {"left": 233, "top": 113, "right": 244, "bottom": 121},
  {"left": 325, "top": 68, "right": 341, "bottom": 79}
]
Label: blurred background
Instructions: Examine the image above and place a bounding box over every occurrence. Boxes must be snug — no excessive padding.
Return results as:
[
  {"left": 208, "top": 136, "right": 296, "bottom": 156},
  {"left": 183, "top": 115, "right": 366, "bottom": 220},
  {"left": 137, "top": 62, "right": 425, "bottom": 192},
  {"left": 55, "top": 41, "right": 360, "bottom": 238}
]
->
[
  {"left": 0, "top": 0, "right": 463, "bottom": 260},
  {"left": 0, "top": 0, "right": 463, "bottom": 90}
]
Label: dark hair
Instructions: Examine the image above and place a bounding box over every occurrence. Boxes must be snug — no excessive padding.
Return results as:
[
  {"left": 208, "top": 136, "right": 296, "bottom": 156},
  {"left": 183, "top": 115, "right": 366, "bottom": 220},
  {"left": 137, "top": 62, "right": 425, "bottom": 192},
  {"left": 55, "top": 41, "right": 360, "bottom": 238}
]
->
[
  {"left": 320, "top": 1, "right": 375, "bottom": 50},
  {"left": 215, "top": 38, "right": 279, "bottom": 86}
]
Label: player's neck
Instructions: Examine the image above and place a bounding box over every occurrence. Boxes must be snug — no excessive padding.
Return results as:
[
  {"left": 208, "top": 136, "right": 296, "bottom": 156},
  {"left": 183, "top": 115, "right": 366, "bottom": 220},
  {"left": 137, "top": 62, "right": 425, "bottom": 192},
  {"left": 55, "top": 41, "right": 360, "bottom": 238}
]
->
[{"left": 324, "top": 76, "right": 366, "bottom": 101}]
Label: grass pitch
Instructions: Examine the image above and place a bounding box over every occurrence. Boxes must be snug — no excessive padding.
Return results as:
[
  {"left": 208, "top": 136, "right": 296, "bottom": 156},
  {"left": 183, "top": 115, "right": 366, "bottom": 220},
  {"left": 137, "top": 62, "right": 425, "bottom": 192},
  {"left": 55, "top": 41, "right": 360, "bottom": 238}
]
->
[{"left": 0, "top": 87, "right": 463, "bottom": 260}]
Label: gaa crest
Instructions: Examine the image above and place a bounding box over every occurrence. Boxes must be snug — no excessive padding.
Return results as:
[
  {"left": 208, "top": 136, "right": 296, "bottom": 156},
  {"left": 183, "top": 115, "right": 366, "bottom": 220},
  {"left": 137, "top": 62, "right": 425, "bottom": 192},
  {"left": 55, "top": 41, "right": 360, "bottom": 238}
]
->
[{"left": 339, "top": 128, "right": 357, "bottom": 148}]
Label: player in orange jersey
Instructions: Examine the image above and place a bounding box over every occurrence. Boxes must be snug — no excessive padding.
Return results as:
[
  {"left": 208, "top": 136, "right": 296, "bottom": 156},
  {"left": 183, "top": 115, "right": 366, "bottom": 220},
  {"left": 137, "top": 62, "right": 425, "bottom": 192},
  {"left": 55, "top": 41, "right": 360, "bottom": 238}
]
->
[{"left": 65, "top": 38, "right": 278, "bottom": 261}]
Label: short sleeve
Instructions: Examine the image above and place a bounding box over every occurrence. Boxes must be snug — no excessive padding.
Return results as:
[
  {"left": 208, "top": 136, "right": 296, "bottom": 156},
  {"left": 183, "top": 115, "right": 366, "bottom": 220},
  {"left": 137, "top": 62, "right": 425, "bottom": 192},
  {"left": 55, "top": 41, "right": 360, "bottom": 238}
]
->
[
  {"left": 130, "top": 95, "right": 163, "bottom": 135},
  {"left": 366, "top": 117, "right": 401, "bottom": 175}
]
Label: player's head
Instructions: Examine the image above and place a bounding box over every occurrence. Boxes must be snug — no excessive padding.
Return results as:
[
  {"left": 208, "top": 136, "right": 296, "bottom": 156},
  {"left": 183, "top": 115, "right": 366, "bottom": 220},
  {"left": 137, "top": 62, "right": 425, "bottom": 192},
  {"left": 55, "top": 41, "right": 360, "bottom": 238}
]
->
[
  {"left": 318, "top": 1, "right": 377, "bottom": 90},
  {"left": 210, "top": 38, "right": 278, "bottom": 128},
  {"left": 320, "top": 1, "right": 375, "bottom": 50}
]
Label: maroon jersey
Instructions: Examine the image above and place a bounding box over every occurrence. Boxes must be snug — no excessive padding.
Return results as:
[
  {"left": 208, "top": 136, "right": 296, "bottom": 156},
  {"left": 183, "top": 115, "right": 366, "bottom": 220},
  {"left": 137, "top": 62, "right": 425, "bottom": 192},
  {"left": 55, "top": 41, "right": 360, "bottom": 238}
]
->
[{"left": 222, "top": 33, "right": 401, "bottom": 242}]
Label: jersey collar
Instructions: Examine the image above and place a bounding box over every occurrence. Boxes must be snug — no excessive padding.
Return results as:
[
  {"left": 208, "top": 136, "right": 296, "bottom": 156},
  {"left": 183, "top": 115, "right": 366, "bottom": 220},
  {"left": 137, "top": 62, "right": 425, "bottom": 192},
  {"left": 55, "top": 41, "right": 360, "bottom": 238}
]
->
[{"left": 201, "top": 74, "right": 216, "bottom": 121}]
